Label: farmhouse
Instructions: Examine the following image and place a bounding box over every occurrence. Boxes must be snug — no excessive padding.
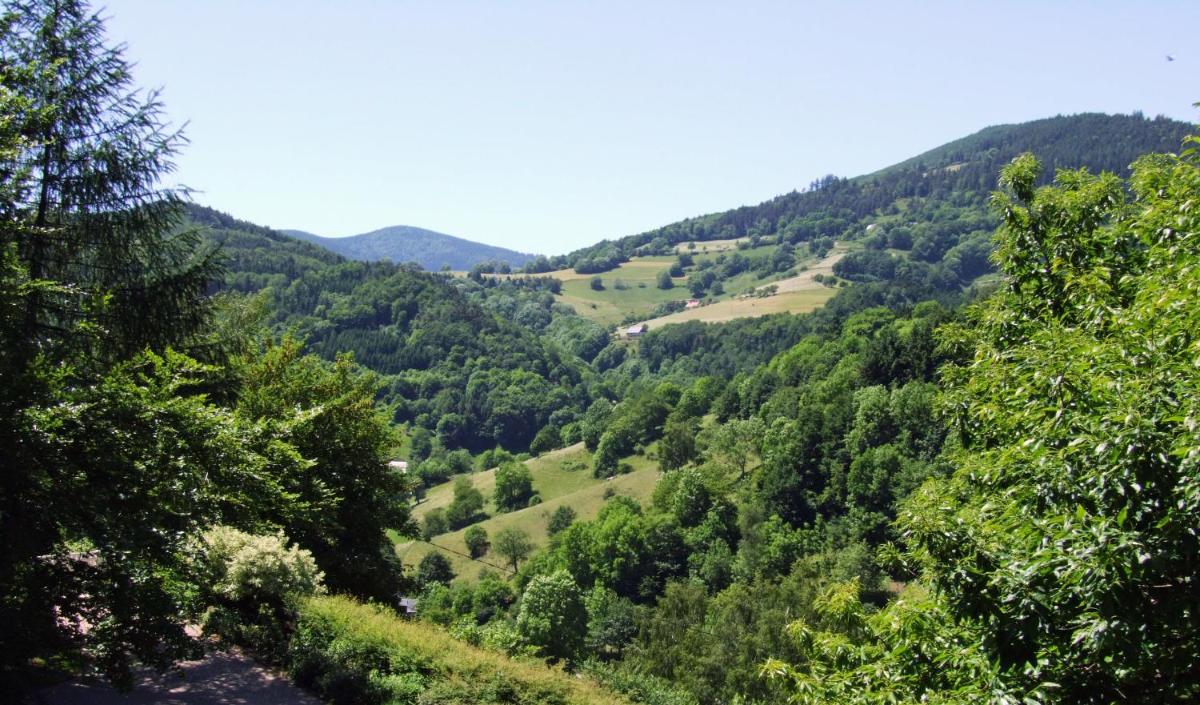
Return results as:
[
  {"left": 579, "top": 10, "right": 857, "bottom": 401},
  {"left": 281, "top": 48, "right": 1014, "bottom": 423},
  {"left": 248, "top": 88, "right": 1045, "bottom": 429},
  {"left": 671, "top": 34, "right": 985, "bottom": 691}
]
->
[{"left": 626, "top": 323, "right": 648, "bottom": 338}]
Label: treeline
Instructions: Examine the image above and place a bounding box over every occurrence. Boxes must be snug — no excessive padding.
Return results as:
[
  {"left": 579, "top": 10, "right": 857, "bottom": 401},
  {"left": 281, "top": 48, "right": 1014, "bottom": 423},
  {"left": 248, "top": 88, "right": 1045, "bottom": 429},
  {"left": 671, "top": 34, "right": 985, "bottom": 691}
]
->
[
  {"left": 194, "top": 208, "right": 600, "bottom": 454},
  {"left": 538, "top": 113, "right": 1188, "bottom": 275}
]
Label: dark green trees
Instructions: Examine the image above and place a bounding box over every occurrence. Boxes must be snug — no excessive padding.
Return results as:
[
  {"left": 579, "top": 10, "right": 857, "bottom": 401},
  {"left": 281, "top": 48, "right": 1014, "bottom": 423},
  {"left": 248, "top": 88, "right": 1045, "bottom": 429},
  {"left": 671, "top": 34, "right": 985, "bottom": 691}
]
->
[
  {"left": 769, "top": 142, "right": 1200, "bottom": 703},
  {"left": 494, "top": 460, "right": 534, "bottom": 512},
  {"left": 0, "top": 0, "right": 228, "bottom": 685}
]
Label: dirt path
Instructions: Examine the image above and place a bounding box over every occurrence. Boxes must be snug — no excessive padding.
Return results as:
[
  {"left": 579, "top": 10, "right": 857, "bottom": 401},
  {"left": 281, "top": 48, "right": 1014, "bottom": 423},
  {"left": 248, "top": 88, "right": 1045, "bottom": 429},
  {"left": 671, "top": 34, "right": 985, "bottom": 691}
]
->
[{"left": 31, "top": 649, "right": 322, "bottom": 705}]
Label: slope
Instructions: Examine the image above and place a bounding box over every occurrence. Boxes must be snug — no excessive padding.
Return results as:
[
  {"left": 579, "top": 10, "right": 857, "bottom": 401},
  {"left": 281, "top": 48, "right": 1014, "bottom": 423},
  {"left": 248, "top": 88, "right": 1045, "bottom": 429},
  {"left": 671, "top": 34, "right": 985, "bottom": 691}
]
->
[
  {"left": 285, "top": 224, "right": 536, "bottom": 271},
  {"left": 552, "top": 113, "right": 1190, "bottom": 270},
  {"left": 189, "top": 204, "right": 593, "bottom": 454}
]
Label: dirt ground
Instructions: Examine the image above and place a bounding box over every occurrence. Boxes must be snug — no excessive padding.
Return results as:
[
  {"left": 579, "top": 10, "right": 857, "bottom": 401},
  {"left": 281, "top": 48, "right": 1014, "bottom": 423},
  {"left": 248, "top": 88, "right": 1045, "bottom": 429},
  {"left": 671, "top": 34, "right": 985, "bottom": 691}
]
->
[{"left": 30, "top": 650, "right": 321, "bottom": 705}]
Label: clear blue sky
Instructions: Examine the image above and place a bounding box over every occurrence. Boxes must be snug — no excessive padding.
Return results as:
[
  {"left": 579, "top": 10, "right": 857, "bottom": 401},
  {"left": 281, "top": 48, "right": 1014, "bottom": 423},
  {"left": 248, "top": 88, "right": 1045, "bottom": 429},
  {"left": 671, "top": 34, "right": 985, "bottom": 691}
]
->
[{"left": 102, "top": 0, "right": 1197, "bottom": 255}]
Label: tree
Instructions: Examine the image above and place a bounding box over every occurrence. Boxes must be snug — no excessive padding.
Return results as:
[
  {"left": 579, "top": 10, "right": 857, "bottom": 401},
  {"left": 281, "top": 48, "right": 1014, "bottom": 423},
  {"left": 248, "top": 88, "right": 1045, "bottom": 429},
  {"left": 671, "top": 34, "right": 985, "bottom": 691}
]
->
[
  {"left": 590, "top": 275, "right": 604, "bottom": 291},
  {"left": 584, "top": 586, "right": 637, "bottom": 660},
  {"left": 493, "top": 460, "right": 534, "bottom": 512},
  {"left": 422, "top": 508, "right": 449, "bottom": 540},
  {"left": 493, "top": 527, "right": 533, "bottom": 573},
  {"left": 528, "top": 425, "right": 562, "bottom": 455},
  {"left": 0, "top": 1, "right": 244, "bottom": 686},
  {"left": 769, "top": 142, "right": 1200, "bottom": 704},
  {"left": 416, "top": 552, "right": 454, "bottom": 588},
  {"left": 657, "top": 269, "right": 675, "bottom": 289},
  {"left": 236, "top": 339, "right": 412, "bottom": 603},
  {"left": 409, "top": 426, "right": 434, "bottom": 463},
  {"left": 516, "top": 570, "right": 587, "bottom": 662},
  {"left": 658, "top": 418, "right": 697, "bottom": 471},
  {"left": 445, "top": 476, "right": 486, "bottom": 529},
  {"left": 464, "top": 525, "right": 489, "bottom": 558},
  {"left": 547, "top": 505, "right": 577, "bottom": 536}
]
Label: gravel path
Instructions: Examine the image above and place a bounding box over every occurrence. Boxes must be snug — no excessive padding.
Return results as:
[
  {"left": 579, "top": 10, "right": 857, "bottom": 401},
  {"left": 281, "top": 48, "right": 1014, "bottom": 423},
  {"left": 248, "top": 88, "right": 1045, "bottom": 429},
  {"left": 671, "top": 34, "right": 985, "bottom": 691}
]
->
[{"left": 31, "top": 650, "right": 322, "bottom": 705}]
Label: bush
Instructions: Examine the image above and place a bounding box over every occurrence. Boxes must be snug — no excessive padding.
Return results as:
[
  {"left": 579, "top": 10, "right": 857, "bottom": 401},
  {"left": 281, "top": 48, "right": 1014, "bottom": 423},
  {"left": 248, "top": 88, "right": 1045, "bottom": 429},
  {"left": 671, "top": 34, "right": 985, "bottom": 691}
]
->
[
  {"left": 529, "top": 426, "right": 563, "bottom": 456},
  {"left": 201, "top": 526, "right": 325, "bottom": 603},
  {"left": 547, "top": 505, "right": 577, "bottom": 536},
  {"left": 465, "top": 525, "right": 489, "bottom": 558},
  {"left": 416, "top": 552, "right": 454, "bottom": 588},
  {"left": 422, "top": 508, "right": 449, "bottom": 540},
  {"left": 198, "top": 526, "right": 324, "bottom": 654}
]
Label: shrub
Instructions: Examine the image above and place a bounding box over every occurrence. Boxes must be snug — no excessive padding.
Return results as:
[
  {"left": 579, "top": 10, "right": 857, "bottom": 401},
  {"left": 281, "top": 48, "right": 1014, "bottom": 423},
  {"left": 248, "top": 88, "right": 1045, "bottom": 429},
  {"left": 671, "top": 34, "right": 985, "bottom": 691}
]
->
[
  {"left": 416, "top": 552, "right": 455, "bottom": 588},
  {"left": 465, "top": 525, "right": 489, "bottom": 558},
  {"left": 422, "top": 508, "right": 449, "bottom": 540},
  {"left": 547, "top": 505, "right": 577, "bottom": 536},
  {"left": 198, "top": 526, "right": 324, "bottom": 654}
]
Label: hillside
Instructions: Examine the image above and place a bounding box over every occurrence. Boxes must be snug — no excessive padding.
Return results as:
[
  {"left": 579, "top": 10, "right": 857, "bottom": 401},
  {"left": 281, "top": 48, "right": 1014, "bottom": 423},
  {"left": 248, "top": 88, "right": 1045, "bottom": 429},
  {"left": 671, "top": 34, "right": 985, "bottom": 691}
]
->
[
  {"left": 550, "top": 113, "right": 1190, "bottom": 270},
  {"left": 285, "top": 224, "right": 536, "bottom": 271},
  {"left": 397, "top": 444, "right": 662, "bottom": 582},
  {"left": 189, "top": 204, "right": 595, "bottom": 454}
]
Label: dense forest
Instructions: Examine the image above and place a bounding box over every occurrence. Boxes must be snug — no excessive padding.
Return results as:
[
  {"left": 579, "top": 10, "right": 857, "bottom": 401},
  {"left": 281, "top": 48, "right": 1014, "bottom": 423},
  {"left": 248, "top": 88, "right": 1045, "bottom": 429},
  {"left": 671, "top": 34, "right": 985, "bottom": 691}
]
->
[
  {"left": 548, "top": 112, "right": 1190, "bottom": 277},
  {"left": 2, "top": 1, "right": 1198, "bottom": 704}
]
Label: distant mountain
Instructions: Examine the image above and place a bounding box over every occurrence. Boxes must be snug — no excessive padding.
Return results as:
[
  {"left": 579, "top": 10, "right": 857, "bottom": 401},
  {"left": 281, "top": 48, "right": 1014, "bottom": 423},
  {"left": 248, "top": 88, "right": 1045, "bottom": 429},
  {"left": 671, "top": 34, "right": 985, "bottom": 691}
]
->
[{"left": 282, "top": 225, "right": 536, "bottom": 271}]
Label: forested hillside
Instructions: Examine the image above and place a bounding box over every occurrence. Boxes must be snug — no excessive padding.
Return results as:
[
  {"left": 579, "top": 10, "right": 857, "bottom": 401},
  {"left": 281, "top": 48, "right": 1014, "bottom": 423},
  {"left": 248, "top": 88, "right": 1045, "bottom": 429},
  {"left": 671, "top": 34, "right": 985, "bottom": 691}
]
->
[
  {"left": 285, "top": 224, "right": 536, "bottom": 271},
  {"left": 5, "top": 2, "right": 1198, "bottom": 703},
  {"left": 547, "top": 113, "right": 1189, "bottom": 276},
  {"left": 192, "top": 204, "right": 594, "bottom": 454}
]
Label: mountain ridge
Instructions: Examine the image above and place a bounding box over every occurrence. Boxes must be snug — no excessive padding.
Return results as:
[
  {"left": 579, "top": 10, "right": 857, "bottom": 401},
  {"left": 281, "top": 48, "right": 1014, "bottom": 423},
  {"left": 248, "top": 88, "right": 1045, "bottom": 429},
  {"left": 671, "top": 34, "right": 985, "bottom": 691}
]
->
[{"left": 282, "top": 224, "right": 537, "bottom": 271}]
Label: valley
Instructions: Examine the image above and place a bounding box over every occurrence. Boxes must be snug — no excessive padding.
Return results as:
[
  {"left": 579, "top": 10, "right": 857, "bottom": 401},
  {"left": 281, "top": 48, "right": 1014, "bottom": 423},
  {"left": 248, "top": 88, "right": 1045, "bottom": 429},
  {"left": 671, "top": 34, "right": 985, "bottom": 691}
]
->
[{"left": 3, "top": 4, "right": 1196, "bottom": 701}]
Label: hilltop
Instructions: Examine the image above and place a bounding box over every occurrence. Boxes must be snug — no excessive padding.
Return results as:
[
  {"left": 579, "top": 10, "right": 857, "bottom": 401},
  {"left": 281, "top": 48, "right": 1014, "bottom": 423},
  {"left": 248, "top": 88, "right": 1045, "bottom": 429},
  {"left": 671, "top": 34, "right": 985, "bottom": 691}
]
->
[{"left": 284, "top": 224, "right": 537, "bottom": 271}]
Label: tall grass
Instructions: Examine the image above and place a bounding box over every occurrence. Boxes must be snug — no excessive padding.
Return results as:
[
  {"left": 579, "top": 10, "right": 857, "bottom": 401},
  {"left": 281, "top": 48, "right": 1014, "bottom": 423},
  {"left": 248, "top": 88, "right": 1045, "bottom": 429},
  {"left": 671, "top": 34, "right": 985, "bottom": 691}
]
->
[{"left": 290, "top": 595, "right": 629, "bottom": 705}]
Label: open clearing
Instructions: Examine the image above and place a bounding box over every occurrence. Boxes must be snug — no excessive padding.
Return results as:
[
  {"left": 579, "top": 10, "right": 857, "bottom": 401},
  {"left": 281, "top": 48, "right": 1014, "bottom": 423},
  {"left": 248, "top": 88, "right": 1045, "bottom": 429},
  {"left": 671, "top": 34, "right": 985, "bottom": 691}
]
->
[
  {"left": 630, "top": 248, "right": 846, "bottom": 329},
  {"left": 673, "top": 236, "right": 749, "bottom": 253},
  {"left": 395, "top": 445, "right": 660, "bottom": 583}
]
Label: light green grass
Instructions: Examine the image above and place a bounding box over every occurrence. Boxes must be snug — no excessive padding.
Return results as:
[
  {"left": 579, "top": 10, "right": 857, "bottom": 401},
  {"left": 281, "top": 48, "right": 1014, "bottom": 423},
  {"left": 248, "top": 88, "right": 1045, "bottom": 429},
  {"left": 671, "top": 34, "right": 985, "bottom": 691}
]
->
[
  {"left": 298, "top": 595, "right": 630, "bottom": 705},
  {"left": 396, "top": 448, "right": 661, "bottom": 583}
]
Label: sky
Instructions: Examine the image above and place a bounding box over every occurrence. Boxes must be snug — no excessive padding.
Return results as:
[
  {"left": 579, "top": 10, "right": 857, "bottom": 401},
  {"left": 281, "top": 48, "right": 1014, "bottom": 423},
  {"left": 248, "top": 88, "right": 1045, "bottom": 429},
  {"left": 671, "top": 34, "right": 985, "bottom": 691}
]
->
[{"left": 101, "top": 0, "right": 1198, "bottom": 256}]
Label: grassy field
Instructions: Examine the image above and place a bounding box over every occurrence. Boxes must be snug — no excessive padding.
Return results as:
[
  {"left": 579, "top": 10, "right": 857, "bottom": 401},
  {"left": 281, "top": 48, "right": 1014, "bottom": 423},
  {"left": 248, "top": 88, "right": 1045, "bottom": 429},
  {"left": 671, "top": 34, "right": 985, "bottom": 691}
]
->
[
  {"left": 395, "top": 444, "right": 661, "bottom": 582},
  {"left": 465, "top": 240, "right": 845, "bottom": 330},
  {"left": 630, "top": 248, "right": 847, "bottom": 329},
  {"left": 632, "top": 287, "right": 839, "bottom": 327}
]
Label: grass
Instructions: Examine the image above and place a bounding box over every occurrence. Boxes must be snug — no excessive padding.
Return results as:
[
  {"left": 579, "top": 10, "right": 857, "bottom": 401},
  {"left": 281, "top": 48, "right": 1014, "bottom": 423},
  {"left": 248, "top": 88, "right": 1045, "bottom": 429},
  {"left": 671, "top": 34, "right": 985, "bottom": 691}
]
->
[
  {"left": 674, "top": 236, "right": 749, "bottom": 253},
  {"left": 632, "top": 288, "right": 839, "bottom": 327},
  {"left": 295, "top": 595, "right": 630, "bottom": 705},
  {"left": 410, "top": 443, "right": 596, "bottom": 522},
  {"left": 396, "top": 446, "right": 661, "bottom": 583},
  {"left": 630, "top": 247, "right": 847, "bottom": 329}
]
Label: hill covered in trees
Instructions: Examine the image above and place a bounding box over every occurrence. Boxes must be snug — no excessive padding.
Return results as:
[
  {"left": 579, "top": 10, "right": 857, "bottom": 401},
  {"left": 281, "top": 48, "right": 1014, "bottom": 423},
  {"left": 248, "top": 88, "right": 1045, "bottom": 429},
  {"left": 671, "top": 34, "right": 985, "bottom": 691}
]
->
[
  {"left": 545, "top": 113, "right": 1190, "bottom": 275},
  {"left": 190, "top": 204, "right": 596, "bottom": 455},
  {"left": 284, "top": 224, "right": 537, "bottom": 271},
  {"left": 7, "top": 3, "right": 1200, "bottom": 703}
]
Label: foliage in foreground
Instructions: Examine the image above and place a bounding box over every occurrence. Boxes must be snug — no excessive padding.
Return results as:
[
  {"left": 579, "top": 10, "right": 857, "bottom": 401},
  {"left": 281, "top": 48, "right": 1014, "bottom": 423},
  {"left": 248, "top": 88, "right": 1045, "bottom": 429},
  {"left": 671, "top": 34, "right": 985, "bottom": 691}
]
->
[
  {"left": 766, "top": 138, "right": 1200, "bottom": 703},
  {"left": 289, "top": 595, "right": 629, "bottom": 705}
]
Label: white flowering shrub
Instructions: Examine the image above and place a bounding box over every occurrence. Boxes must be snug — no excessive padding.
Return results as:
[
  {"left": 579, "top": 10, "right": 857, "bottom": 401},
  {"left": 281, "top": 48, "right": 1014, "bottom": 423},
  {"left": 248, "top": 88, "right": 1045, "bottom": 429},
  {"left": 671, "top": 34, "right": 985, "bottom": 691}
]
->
[{"left": 202, "top": 525, "right": 325, "bottom": 602}]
